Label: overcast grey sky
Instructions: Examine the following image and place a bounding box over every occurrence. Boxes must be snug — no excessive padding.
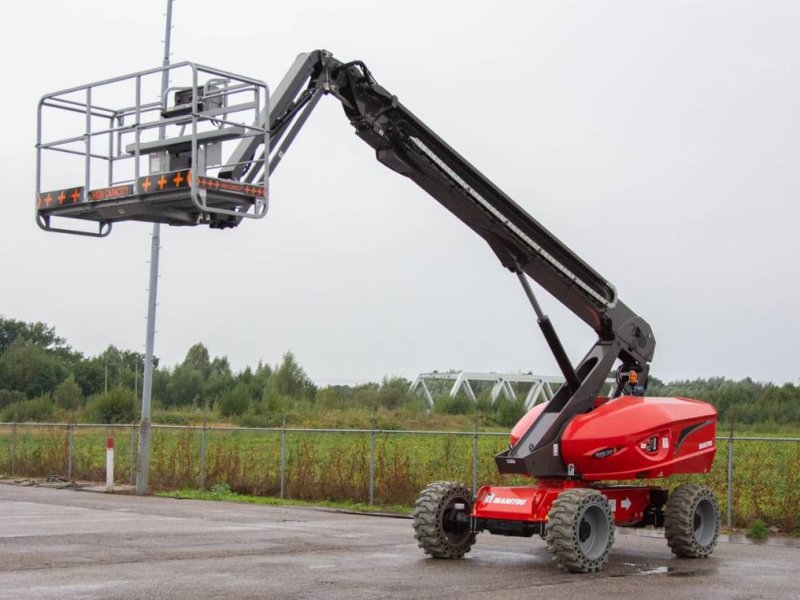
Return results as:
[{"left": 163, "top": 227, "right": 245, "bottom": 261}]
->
[{"left": 3, "top": 0, "right": 799, "bottom": 385}]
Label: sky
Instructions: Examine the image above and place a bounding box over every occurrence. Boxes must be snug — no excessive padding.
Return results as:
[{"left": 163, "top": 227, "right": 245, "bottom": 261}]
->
[{"left": 3, "top": 0, "right": 799, "bottom": 385}]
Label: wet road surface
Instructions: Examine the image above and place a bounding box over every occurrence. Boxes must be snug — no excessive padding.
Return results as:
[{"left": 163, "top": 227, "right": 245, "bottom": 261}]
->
[{"left": 0, "top": 485, "right": 796, "bottom": 599}]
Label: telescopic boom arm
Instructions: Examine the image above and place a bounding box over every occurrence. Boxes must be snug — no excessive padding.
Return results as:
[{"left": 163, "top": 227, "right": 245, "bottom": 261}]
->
[{"left": 224, "top": 50, "right": 657, "bottom": 477}]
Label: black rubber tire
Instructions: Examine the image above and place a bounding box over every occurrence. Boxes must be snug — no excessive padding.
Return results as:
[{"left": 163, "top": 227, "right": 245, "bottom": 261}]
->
[
  {"left": 546, "top": 488, "right": 615, "bottom": 573},
  {"left": 413, "top": 481, "right": 476, "bottom": 559},
  {"left": 664, "top": 484, "right": 720, "bottom": 558}
]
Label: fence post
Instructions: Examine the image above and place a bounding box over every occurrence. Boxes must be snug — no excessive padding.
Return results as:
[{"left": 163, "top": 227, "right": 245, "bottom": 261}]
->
[
  {"left": 129, "top": 423, "right": 136, "bottom": 485},
  {"left": 727, "top": 433, "right": 734, "bottom": 529},
  {"left": 66, "top": 424, "right": 74, "bottom": 481},
  {"left": 199, "top": 424, "right": 207, "bottom": 491},
  {"left": 11, "top": 423, "right": 17, "bottom": 476},
  {"left": 280, "top": 417, "right": 286, "bottom": 499},
  {"left": 369, "top": 426, "right": 376, "bottom": 506},
  {"left": 472, "top": 426, "right": 479, "bottom": 497}
]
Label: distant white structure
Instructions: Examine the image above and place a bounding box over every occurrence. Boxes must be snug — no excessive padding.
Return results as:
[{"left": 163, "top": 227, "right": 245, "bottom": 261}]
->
[
  {"left": 410, "top": 371, "right": 615, "bottom": 410},
  {"left": 410, "top": 372, "right": 559, "bottom": 410}
]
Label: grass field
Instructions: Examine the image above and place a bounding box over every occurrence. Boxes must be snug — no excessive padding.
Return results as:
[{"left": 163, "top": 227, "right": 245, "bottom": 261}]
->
[{"left": 0, "top": 423, "right": 797, "bottom": 534}]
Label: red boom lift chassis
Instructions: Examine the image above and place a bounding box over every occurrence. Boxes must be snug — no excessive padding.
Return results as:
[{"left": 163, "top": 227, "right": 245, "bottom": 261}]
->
[{"left": 36, "top": 50, "right": 720, "bottom": 573}]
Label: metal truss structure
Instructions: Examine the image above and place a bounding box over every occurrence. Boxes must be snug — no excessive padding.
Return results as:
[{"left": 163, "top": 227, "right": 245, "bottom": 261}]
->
[{"left": 409, "top": 371, "right": 614, "bottom": 410}]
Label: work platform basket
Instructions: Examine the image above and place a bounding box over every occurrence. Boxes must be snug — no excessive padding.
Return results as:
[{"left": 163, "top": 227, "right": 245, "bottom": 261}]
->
[{"left": 36, "top": 62, "right": 270, "bottom": 236}]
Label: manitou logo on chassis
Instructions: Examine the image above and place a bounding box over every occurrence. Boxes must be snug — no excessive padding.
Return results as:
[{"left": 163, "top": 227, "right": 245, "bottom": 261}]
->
[
  {"left": 484, "top": 494, "right": 526, "bottom": 506},
  {"left": 699, "top": 440, "right": 714, "bottom": 450}
]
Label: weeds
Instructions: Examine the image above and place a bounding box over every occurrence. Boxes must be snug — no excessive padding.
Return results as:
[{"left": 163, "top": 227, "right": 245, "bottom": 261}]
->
[
  {"left": 210, "top": 481, "right": 232, "bottom": 499},
  {"left": 746, "top": 519, "right": 768, "bottom": 541}
]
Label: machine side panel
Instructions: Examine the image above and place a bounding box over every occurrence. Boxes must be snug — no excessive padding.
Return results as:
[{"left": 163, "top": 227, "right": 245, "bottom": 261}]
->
[{"left": 560, "top": 396, "right": 718, "bottom": 480}]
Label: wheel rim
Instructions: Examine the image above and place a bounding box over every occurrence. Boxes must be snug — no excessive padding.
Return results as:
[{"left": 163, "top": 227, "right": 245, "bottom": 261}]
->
[
  {"left": 440, "top": 496, "right": 470, "bottom": 545},
  {"left": 577, "top": 504, "right": 610, "bottom": 560},
  {"left": 693, "top": 497, "right": 716, "bottom": 547}
]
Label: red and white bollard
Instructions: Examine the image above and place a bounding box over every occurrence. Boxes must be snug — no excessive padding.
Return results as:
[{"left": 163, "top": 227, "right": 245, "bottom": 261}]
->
[{"left": 106, "top": 437, "right": 114, "bottom": 492}]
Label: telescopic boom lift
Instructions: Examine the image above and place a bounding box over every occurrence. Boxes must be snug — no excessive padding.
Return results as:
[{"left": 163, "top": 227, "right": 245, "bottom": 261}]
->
[{"left": 35, "top": 50, "right": 720, "bottom": 572}]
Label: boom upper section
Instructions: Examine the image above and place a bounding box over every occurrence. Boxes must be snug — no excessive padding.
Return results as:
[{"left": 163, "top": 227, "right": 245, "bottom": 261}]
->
[{"left": 227, "top": 50, "right": 654, "bottom": 367}]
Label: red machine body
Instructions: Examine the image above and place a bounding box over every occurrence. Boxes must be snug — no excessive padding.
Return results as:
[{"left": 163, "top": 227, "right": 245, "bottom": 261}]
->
[
  {"left": 471, "top": 395, "right": 717, "bottom": 528},
  {"left": 510, "top": 395, "right": 717, "bottom": 480}
]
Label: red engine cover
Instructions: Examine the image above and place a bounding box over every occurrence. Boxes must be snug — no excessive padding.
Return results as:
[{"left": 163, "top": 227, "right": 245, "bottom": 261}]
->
[{"left": 511, "top": 396, "right": 717, "bottom": 481}]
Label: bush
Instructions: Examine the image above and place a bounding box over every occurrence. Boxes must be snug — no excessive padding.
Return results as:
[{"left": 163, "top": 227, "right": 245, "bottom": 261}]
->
[
  {"left": 0, "top": 389, "right": 25, "bottom": 410},
  {"left": 150, "top": 410, "right": 189, "bottom": 426},
  {"left": 217, "top": 385, "right": 251, "bottom": 417},
  {"left": 746, "top": 519, "right": 768, "bottom": 541},
  {"left": 85, "top": 387, "right": 136, "bottom": 423},
  {"left": 433, "top": 393, "right": 474, "bottom": 415},
  {"left": 1, "top": 396, "right": 56, "bottom": 422},
  {"left": 493, "top": 397, "right": 527, "bottom": 428},
  {"left": 261, "top": 385, "right": 300, "bottom": 414}
]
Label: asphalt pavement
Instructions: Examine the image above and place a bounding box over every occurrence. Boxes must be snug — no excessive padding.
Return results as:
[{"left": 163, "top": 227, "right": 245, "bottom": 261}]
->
[{"left": 0, "top": 484, "right": 796, "bottom": 599}]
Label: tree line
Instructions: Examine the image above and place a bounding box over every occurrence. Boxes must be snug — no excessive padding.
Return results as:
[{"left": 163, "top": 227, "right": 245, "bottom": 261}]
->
[
  {"left": 0, "top": 316, "right": 429, "bottom": 426},
  {"left": 0, "top": 316, "right": 797, "bottom": 429}
]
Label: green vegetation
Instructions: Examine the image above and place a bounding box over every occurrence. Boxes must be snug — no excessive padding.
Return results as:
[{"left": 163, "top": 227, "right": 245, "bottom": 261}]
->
[
  {"left": 746, "top": 518, "right": 768, "bottom": 541},
  {"left": 159, "top": 486, "right": 409, "bottom": 514},
  {"left": 0, "top": 316, "right": 511, "bottom": 430},
  {"left": 0, "top": 315, "right": 799, "bottom": 534},
  {"left": 0, "top": 316, "right": 799, "bottom": 432},
  {"left": 1, "top": 423, "right": 797, "bottom": 534},
  {"left": 648, "top": 377, "right": 800, "bottom": 431},
  {"left": 1, "top": 316, "right": 798, "bottom": 431}
]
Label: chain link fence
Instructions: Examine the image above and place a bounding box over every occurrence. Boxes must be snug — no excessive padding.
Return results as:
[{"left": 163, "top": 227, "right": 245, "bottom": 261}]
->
[{"left": 0, "top": 423, "right": 797, "bottom": 532}]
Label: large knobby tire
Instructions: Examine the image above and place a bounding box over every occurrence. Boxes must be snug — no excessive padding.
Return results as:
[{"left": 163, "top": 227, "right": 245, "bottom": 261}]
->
[
  {"left": 664, "top": 484, "right": 720, "bottom": 558},
  {"left": 413, "top": 481, "right": 476, "bottom": 559},
  {"left": 546, "top": 488, "right": 615, "bottom": 573}
]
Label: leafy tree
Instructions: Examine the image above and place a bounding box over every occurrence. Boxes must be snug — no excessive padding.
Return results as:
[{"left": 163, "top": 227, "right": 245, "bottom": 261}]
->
[
  {"left": 647, "top": 377, "right": 800, "bottom": 426},
  {"left": 71, "top": 358, "right": 105, "bottom": 397},
  {"left": 204, "top": 355, "right": 235, "bottom": 400},
  {"left": 98, "top": 346, "right": 126, "bottom": 390},
  {"left": 53, "top": 375, "right": 83, "bottom": 410},
  {"left": 91, "top": 346, "right": 147, "bottom": 393},
  {"left": 0, "top": 341, "right": 68, "bottom": 398},
  {"left": 152, "top": 368, "right": 171, "bottom": 405},
  {"left": 210, "top": 356, "right": 232, "bottom": 378},
  {"left": 184, "top": 343, "right": 211, "bottom": 379},
  {"left": 267, "top": 352, "right": 316, "bottom": 402},
  {"left": 0, "top": 317, "right": 65, "bottom": 353},
  {"left": 204, "top": 370, "right": 235, "bottom": 406},
  {"left": 253, "top": 361, "right": 273, "bottom": 389},
  {"left": 165, "top": 364, "right": 204, "bottom": 407},
  {"left": 236, "top": 366, "right": 255, "bottom": 388},
  {"left": 226, "top": 361, "right": 273, "bottom": 406}
]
